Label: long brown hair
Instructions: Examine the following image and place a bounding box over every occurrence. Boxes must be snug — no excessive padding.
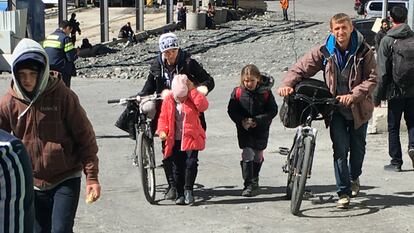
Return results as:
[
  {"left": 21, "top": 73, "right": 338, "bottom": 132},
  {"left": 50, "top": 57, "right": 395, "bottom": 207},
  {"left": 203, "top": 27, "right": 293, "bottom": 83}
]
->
[{"left": 240, "top": 64, "right": 261, "bottom": 87}]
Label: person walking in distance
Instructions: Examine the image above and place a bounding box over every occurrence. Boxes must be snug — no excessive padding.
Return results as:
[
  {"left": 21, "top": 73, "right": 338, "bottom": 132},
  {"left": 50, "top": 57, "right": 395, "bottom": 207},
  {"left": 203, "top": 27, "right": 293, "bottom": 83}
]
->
[
  {"left": 374, "top": 18, "right": 390, "bottom": 51},
  {"left": 69, "top": 13, "right": 81, "bottom": 46},
  {"left": 227, "top": 64, "right": 278, "bottom": 197},
  {"left": 0, "top": 38, "right": 100, "bottom": 232},
  {"left": 278, "top": 13, "right": 377, "bottom": 209},
  {"left": 280, "top": 0, "right": 289, "bottom": 21},
  {"left": 157, "top": 74, "right": 209, "bottom": 205},
  {"left": 373, "top": 6, "right": 414, "bottom": 172},
  {"left": 43, "top": 20, "right": 78, "bottom": 88}
]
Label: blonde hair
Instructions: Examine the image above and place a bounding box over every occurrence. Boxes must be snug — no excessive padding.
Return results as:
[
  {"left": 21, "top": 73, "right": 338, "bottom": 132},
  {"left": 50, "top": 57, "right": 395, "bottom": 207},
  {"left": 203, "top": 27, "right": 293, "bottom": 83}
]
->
[
  {"left": 330, "top": 13, "right": 352, "bottom": 29},
  {"left": 240, "top": 64, "right": 261, "bottom": 87}
]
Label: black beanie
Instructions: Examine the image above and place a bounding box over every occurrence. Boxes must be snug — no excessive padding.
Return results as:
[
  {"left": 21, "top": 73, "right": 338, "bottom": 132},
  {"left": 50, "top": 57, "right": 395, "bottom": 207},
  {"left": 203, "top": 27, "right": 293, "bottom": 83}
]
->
[{"left": 15, "top": 59, "right": 42, "bottom": 73}]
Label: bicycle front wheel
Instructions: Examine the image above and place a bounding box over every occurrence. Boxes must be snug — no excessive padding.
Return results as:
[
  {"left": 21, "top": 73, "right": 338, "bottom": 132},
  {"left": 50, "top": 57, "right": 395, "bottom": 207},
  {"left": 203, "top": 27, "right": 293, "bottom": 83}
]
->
[
  {"left": 137, "top": 132, "right": 156, "bottom": 204},
  {"left": 290, "top": 136, "right": 313, "bottom": 215}
]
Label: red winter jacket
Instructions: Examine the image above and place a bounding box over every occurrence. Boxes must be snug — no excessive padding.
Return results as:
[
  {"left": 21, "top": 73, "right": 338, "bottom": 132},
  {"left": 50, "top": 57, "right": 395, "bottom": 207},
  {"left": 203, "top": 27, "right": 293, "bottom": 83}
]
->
[{"left": 156, "top": 89, "right": 208, "bottom": 158}]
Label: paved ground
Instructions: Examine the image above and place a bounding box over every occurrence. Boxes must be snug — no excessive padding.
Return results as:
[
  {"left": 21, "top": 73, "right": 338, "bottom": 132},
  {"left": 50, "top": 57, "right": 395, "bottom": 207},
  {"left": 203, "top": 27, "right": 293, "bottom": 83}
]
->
[{"left": 1, "top": 0, "right": 414, "bottom": 232}]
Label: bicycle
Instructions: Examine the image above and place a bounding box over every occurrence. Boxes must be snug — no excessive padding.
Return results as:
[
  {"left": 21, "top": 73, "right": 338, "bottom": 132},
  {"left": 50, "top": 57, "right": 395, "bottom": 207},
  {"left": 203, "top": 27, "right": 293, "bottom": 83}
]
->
[
  {"left": 279, "top": 92, "right": 337, "bottom": 215},
  {"left": 108, "top": 94, "right": 161, "bottom": 204}
]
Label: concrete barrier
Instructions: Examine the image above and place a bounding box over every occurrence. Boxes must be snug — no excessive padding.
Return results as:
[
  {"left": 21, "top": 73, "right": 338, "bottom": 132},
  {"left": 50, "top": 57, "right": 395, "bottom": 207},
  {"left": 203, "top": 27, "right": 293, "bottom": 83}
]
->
[
  {"left": 214, "top": 8, "right": 228, "bottom": 25},
  {"left": 186, "top": 12, "right": 206, "bottom": 30}
]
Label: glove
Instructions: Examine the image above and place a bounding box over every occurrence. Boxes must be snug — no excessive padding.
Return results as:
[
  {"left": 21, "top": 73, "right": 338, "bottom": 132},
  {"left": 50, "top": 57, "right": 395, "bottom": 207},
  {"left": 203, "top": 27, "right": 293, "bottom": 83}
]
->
[{"left": 197, "top": 85, "right": 208, "bottom": 96}]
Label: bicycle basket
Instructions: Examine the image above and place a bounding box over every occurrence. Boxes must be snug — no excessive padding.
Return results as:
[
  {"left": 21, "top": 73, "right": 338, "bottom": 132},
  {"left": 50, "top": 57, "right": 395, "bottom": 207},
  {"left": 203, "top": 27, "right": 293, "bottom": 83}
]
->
[{"left": 279, "top": 78, "right": 333, "bottom": 128}]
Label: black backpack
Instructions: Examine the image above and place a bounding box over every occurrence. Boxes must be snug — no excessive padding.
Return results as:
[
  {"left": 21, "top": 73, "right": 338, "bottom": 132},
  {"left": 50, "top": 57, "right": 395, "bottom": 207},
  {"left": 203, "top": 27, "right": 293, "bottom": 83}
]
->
[{"left": 392, "top": 35, "right": 414, "bottom": 89}]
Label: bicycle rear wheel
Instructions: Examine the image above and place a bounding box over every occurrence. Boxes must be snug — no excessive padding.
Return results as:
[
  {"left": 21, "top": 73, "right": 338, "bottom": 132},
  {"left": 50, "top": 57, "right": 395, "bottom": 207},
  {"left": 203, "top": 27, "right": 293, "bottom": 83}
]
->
[
  {"left": 290, "top": 136, "right": 313, "bottom": 215},
  {"left": 137, "top": 132, "right": 156, "bottom": 204}
]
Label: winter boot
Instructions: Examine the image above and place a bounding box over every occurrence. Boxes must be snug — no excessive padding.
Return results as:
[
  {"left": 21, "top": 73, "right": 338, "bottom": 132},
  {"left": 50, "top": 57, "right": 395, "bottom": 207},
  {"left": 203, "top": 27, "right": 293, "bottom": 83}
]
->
[
  {"left": 240, "top": 161, "right": 254, "bottom": 197},
  {"left": 252, "top": 161, "right": 263, "bottom": 191},
  {"left": 163, "top": 158, "right": 176, "bottom": 200}
]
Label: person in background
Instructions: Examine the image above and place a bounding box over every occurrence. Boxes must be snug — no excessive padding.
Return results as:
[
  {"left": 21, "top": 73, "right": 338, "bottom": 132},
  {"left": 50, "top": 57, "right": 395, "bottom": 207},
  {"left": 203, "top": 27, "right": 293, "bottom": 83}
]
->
[
  {"left": 80, "top": 38, "right": 93, "bottom": 49},
  {"left": 0, "top": 38, "right": 100, "bottom": 232},
  {"left": 119, "top": 22, "right": 136, "bottom": 45},
  {"left": 374, "top": 18, "right": 390, "bottom": 51},
  {"left": 69, "top": 13, "right": 82, "bottom": 46},
  {"left": 228, "top": 64, "right": 278, "bottom": 197},
  {"left": 280, "top": 0, "right": 289, "bottom": 21},
  {"left": 43, "top": 20, "right": 78, "bottom": 88}
]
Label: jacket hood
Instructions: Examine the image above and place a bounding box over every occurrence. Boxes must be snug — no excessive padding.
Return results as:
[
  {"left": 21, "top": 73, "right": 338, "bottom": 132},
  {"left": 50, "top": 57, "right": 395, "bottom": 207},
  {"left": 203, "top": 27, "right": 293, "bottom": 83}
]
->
[
  {"left": 386, "top": 24, "right": 414, "bottom": 39},
  {"left": 11, "top": 38, "right": 50, "bottom": 118},
  {"left": 157, "top": 49, "right": 190, "bottom": 68},
  {"left": 256, "top": 73, "right": 274, "bottom": 93},
  {"left": 325, "top": 29, "right": 364, "bottom": 56}
]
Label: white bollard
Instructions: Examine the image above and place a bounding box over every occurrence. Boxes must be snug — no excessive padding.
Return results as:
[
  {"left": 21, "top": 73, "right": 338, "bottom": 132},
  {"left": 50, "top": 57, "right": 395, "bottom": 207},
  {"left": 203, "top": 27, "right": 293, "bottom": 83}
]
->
[{"left": 186, "top": 12, "right": 207, "bottom": 30}]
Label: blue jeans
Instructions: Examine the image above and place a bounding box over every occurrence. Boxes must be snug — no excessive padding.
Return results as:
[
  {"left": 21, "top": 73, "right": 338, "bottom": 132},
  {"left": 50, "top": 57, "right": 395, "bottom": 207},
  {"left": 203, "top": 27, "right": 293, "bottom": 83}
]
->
[
  {"left": 387, "top": 98, "right": 414, "bottom": 166},
  {"left": 330, "top": 113, "right": 368, "bottom": 197},
  {"left": 34, "top": 177, "right": 81, "bottom": 233}
]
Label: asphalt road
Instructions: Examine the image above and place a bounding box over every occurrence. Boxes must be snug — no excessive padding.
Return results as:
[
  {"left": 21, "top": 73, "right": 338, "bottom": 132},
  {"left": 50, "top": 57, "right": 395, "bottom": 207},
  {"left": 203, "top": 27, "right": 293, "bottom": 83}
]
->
[{"left": 1, "top": 0, "right": 414, "bottom": 232}]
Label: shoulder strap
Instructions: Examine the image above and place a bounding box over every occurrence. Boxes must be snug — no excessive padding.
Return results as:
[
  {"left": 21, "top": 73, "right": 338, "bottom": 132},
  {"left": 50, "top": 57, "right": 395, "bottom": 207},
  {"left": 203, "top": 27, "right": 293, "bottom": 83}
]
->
[{"left": 235, "top": 87, "right": 242, "bottom": 101}]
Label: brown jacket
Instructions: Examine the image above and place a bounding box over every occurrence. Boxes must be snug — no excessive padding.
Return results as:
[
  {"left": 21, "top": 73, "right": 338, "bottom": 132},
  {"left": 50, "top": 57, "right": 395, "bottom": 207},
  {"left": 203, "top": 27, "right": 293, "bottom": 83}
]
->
[
  {"left": 0, "top": 76, "right": 99, "bottom": 188},
  {"left": 282, "top": 31, "right": 378, "bottom": 129}
]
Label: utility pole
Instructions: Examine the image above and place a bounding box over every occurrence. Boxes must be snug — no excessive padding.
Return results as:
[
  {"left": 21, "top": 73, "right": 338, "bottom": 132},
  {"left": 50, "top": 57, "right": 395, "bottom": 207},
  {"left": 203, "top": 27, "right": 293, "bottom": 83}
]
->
[
  {"left": 136, "top": 0, "right": 144, "bottom": 31},
  {"left": 166, "top": 0, "right": 173, "bottom": 24},
  {"left": 100, "top": 0, "right": 109, "bottom": 42},
  {"left": 408, "top": 0, "right": 414, "bottom": 29},
  {"left": 58, "top": 0, "right": 67, "bottom": 25},
  {"left": 382, "top": 0, "right": 388, "bottom": 19},
  {"left": 7, "top": 0, "right": 16, "bottom": 10}
]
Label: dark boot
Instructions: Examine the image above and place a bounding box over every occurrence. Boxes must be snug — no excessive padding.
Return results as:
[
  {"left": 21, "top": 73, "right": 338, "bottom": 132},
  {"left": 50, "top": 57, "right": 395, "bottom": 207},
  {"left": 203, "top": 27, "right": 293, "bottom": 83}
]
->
[
  {"left": 163, "top": 158, "right": 176, "bottom": 200},
  {"left": 184, "top": 168, "right": 197, "bottom": 205},
  {"left": 252, "top": 161, "right": 263, "bottom": 191},
  {"left": 240, "top": 161, "right": 254, "bottom": 197}
]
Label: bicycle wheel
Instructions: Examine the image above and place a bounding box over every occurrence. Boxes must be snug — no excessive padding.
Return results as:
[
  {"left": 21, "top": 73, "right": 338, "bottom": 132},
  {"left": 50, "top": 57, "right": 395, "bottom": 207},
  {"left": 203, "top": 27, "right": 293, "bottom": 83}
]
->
[
  {"left": 290, "top": 136, "right": 313, "bottom": 215},
  {"left": 137, "top": 132, "right": 156, "bottom": 204},
  {"left": 286, "top": 152, "right": 294, "bottom": 200}
]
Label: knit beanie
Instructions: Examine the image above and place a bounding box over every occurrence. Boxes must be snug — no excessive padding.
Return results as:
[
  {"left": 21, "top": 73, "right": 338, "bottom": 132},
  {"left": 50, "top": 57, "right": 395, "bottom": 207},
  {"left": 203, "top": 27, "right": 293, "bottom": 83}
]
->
[
  {"left": 171, "top": 74, "right": 188, "bottom": 98},
  {"left": 159, "top": 32, "right": 179, "bottom": 53}
]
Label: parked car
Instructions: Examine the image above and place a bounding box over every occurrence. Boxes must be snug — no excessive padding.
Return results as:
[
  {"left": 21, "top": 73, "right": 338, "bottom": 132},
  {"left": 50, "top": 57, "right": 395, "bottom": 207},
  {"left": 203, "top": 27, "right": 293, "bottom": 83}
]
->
[
  {"left": 355, "top": 0, "right": 369, "bottom": 15},
  {"left": 352, "top": 18, "right": 376, "bottom": 47},
  {"left": 364, "top": 0, "right": 409, "bottom": 19}
]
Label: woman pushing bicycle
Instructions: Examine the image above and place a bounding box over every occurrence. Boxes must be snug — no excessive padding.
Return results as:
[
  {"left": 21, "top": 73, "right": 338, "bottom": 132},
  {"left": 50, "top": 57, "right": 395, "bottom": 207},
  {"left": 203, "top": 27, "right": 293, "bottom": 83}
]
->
[
  {"left": 115, "top": 32, "right": 215, "bottom": 201},
  {"left": 227, "top": 64, "right": 278, "bottom": 197}
]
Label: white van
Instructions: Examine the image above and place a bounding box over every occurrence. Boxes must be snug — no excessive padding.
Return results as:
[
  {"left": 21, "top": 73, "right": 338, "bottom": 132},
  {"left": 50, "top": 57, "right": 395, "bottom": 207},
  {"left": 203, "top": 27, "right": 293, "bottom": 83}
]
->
[{"left": 364, "top": 0, "right": 409, "bottom": 19}]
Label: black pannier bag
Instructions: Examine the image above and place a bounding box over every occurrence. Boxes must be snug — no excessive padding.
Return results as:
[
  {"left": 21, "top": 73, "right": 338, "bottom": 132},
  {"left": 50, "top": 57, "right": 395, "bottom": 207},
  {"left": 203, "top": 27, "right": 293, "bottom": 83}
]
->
[{"left": 279, "top": 78, "right": 333, "bottom": 128}]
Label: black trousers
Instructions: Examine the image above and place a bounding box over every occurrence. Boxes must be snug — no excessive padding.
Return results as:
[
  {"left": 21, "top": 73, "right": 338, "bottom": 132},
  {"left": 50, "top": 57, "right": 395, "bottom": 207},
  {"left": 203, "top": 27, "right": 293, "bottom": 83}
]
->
[{"left": 171, "top": 140, "right": 199, "bottom": 196}]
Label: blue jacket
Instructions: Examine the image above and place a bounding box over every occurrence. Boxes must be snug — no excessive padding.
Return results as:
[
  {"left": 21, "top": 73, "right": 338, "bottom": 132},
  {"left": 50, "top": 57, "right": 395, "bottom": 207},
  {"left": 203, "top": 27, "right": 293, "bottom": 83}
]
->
[{"left": 43, "top": 29, "right": 77, "bottom": 76}]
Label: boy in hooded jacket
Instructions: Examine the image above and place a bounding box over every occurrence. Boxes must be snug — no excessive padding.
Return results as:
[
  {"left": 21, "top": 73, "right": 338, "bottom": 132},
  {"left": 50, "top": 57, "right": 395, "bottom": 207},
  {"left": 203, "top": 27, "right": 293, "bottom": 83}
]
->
[
  {"left": 156, "top": 74, "right": 208, "bottom": 205},
  {"left": 227, "top": 64, "right": 278, "bottom": 197},
  {"left": 0, "top": 38, "right": 100, "bottom": 232}
]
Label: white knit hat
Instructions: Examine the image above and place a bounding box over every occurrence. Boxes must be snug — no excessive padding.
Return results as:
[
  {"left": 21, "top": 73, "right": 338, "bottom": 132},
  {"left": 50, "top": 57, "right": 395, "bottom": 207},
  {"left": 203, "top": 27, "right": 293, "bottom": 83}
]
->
[{"left": 158, "top": 32, "right": 179, "bottom": 53}]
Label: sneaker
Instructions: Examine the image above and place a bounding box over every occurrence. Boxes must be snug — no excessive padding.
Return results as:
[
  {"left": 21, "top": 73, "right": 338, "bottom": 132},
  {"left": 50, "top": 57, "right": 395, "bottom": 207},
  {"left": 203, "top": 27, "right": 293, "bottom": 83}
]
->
[
  {"left": 184, "top": 190, "right": 194, "bottom": 205},
  {"left": 164, "top": 186, "right": 176, "bottom": 200},
  {"left": 351, "top": 178, "right": 360, "bottom": 197},
  {"left": 408, "top": 148, "right": 414, "bottom": 169},
  {"left": 175, "top": 196, "right": 185, "bottom": 205},
  {"left": 383, "top": 164, "right": 402, "bottom": 172},
  {"left": 336, "top": 195, "right": 350, "bottom": 209},
  {"left": 241, "top": 187, "right": 253, "bottom": 197}
]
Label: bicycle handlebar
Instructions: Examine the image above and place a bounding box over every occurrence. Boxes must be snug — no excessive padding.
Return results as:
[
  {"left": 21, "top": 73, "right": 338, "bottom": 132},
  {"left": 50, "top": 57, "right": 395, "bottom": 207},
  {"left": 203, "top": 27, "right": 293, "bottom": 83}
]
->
[
  {"left": 291, "top": 93, "right": 339, "bottom": 106},
  {"left": 107, "top": 94, "right": 161, "bottom": 105}
]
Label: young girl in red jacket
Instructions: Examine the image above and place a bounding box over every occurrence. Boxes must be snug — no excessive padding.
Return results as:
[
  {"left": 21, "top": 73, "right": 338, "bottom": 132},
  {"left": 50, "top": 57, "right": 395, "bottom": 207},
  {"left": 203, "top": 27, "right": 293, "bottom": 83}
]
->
[
  {"left": 227, "top": 64, "right": 278, "bottom": 197},
  {"left": 157, "top": 74, "right": 209, "bottom": 205}
]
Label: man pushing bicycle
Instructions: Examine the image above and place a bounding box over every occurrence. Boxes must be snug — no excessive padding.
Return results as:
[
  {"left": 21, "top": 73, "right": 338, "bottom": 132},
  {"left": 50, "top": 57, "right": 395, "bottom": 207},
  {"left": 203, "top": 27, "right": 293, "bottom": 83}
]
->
[{"left": 278, "top": 13, "right": 378, "bottom": 209}]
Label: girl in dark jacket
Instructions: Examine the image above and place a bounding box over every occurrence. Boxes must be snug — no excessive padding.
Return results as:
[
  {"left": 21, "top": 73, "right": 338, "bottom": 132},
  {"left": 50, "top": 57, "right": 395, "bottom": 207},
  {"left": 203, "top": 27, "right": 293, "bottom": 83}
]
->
[{"left": 227, "top": 64, "right": 278, "bottom": 196}]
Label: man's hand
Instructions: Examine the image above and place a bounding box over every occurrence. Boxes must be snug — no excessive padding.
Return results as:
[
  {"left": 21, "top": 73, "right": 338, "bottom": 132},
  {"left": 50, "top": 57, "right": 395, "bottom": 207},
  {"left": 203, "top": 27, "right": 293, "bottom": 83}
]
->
[
  {"left": 159, "top": 131, "right": 167, "bottom": 141},
  {"left": 336, "top": 94, "right": 354, "bottom": 106},
  {"left": 277, "top": 86, "right": 294, "bottom": 97},
  {"left": 85, "top": 183, "right": 101, "bottom": 203}
]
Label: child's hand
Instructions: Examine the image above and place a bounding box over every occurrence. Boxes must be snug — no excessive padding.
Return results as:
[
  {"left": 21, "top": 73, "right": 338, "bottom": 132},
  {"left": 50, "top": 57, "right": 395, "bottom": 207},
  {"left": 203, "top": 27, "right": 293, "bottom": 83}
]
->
[
  {"left": 242, "top": 118, "right": 250, "bottom": 130},
  {"left": 247, "top": 118, "right": 257, "bottom": 128},
  {"left": 197, "top": 85, "right": 208, "bottom": 95},
  {"left": 159, "top": 131, "right": 167, "bottom": 141}
]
